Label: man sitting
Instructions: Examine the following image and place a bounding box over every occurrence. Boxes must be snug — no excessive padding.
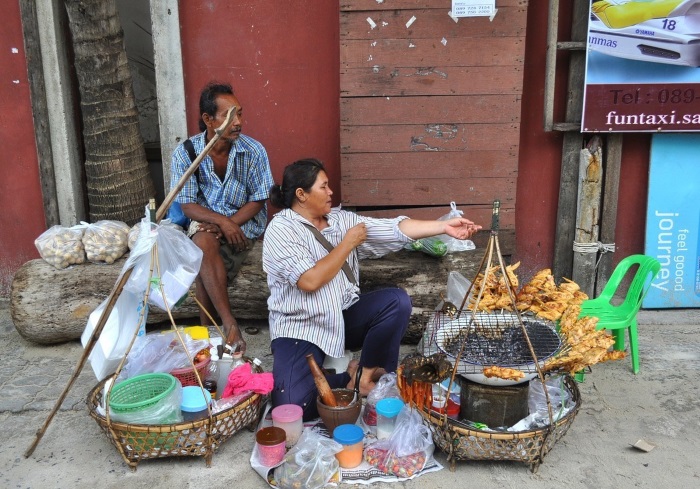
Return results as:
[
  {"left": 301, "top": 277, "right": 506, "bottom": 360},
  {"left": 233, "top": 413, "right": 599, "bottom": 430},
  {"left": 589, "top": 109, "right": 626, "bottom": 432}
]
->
[{"left": 170, "top": 82, "right": 273, "bottom": 353}]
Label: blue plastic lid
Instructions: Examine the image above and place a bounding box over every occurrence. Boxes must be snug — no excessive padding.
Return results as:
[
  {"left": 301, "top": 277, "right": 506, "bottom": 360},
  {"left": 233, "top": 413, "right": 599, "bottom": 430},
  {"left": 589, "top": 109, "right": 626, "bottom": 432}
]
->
[
  {"left": 181, "top": 386, "right": 212, "bottom": 412},
  {"left": 375, "top": 397, "right": 404, "bottom": 418},
  {"left": 333, "top": 424, "right": 364, "bottom": 445}
]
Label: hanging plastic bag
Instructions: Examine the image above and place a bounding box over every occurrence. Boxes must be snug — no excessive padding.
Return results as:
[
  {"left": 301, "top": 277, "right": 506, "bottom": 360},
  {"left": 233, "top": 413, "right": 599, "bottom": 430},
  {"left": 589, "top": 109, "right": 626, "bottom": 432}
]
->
[
  {"left": 364, "top": 406, "right": 434, "bottom": 478},
  {"left": 407, "top": 236, "right": 448, "bottom": 257},
  {"left": 82, "top": 220, "right": 130, "bottom": 264},
  {"left": 435, "top": 202, "right": 475, "bottom": 252},
  {"left": 82, "top": 205, "right": 203, "bottom": 381},
  {"left": 34, "top": 224, "right": 86, "bottom": 269},
  {"left": 363, "top": 372, "right": 401, "bottom": 428},
  {"left": 123, "top": 208, "right": 202, "bottom": 311},
  {"left": 81, "top": 288, "right": 147, "bottom": 381},
  {"left": 273, "top": 428, "right": 342, "bottom": 489}
]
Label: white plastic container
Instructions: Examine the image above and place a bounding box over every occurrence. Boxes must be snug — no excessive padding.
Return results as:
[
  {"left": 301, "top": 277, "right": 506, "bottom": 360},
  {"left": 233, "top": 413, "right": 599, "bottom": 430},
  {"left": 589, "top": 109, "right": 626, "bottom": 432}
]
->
[
  {"left": 375, "top": 397, "right": 404, "bottom": 440},
  {"left": 271, "top": 404, "right": 304, "bottom": 447}
]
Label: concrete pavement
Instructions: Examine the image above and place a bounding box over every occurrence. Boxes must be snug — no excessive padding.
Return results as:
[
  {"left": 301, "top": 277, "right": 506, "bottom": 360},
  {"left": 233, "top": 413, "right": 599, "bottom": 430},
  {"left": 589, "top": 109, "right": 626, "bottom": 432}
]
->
[{"left": 1, "top": 298, "right": 698, "bottom": 488}]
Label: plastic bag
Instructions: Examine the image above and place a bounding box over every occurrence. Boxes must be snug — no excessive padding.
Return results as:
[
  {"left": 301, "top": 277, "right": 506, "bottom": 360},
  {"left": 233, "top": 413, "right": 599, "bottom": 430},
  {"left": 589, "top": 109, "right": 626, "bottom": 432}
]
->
[
  {"left": 435, "top": 202, "right": 475, "bottom": 252},
  {"left": 509, "top": 374, "right": 575, "bottom": 431},
  {"left": 82, "top": 220, "right": 130, "bottom": 264},
  {"left": 166, "top": 201, "right": 191, "bottom": 229},
  {"left": 34, "top": 225, "right": 86, "bottom": 269},
  {"left": 528, "top": 375, "right": 574, "bottom": 422},
  {"left": 364, "top": 406, "right": 434, "bottom": 478},
  {"left": 273, "top": 428, "right": 342, "bottom": 489},
  {"left": 407, "top": 236, "right": 448, "bottom": 257},
  {"left": 81, "top": 288, "right": 147, "bottom": 381},
  {"left": 363, "top": 372, "right": 401, "bottom": 427},
  {"left": 123, "top": 209, "right": 202, "bottom": 311},
  {"left": 106, "top": 378, "right": 184, "bottom": 425},
  {"left": 115, "top": 331, "right": 211, "bottom": 382}
]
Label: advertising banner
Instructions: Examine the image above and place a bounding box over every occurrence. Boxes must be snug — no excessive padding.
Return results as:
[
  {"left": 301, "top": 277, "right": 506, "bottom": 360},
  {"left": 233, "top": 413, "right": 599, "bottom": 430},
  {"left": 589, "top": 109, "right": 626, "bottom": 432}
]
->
[
  {"left": 643, "top": 133, "right": 700, "bottom": 308},
  {"left": 583, "top": 0, "right": 700, "bottom": 132}
]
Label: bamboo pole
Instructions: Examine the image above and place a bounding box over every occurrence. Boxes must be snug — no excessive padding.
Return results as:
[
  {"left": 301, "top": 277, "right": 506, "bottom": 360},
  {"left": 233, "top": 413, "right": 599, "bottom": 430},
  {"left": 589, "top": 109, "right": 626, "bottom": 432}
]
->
[{"left": 24, "top": 106, "right": 238, "bottom": 458}]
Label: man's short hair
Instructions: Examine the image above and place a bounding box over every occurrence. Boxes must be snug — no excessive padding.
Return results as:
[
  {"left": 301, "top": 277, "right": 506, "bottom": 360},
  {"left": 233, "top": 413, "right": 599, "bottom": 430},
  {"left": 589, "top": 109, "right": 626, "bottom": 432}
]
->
[{"left": 199, "top": 82, "right": 234, "bottom": 132}]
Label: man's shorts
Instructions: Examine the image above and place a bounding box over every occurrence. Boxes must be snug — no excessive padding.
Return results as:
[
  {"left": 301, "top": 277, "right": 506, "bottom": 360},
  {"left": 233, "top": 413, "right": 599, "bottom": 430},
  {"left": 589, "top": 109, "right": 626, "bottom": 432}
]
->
[{"left": 187, "top": 220, "right": 256, "bottom": 283}]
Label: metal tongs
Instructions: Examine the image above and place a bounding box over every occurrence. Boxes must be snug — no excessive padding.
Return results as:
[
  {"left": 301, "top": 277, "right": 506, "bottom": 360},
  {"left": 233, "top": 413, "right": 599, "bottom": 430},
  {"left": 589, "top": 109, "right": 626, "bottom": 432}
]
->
[{"left": 352, "top": 365, "right": 363, "bottom": 404}]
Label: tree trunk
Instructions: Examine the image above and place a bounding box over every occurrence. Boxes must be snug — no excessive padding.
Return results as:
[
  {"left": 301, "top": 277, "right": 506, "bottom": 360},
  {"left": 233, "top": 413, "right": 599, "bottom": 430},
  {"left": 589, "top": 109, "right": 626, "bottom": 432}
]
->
[{"left": 65, "top": 0, "right": 155, "bottom": 225}]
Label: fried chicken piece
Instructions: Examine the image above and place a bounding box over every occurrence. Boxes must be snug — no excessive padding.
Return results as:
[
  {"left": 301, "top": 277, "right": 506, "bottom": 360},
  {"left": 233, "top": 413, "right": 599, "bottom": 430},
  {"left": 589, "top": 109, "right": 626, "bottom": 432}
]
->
[{"left": 482, "top": 365, "right": 525, "bottom": 381}]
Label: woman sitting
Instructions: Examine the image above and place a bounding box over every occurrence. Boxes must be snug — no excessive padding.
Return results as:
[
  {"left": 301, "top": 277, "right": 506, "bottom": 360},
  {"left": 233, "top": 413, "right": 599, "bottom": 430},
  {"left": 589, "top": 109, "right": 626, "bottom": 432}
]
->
[{"left": 263, "top": 158, "right": 481, "bottom": 420}]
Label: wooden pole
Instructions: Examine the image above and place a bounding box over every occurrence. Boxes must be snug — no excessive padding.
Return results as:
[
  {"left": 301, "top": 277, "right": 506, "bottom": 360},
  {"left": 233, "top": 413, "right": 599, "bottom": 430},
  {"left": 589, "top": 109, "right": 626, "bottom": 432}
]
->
[
  {"left": 572, "top": 136, "right": 603, "bottom": 296},
  {"left": 596, "top": 134, "right": 623, "bottom": 295},
  {"left": 24, "top": 106, "right": 237, "bottom": 458}
]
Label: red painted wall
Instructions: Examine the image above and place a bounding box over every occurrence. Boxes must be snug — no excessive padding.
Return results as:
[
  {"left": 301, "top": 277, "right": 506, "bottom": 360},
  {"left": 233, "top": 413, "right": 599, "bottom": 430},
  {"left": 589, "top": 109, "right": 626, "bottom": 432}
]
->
[
  {"left": 178, "top": 1, "right": 341, "bottom": 207},
  {"left": 0, "top": 0, "right": 46, "bottom": 295},
  {"left": 515, "top": 4, "right": 649, "bottom": 279}
]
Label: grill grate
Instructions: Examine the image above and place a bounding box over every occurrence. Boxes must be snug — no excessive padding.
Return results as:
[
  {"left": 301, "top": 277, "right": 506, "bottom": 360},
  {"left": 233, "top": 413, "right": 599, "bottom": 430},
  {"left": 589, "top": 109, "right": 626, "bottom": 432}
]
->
[{"left": 423, "top": 311, "right": 562, "bottom": 374}]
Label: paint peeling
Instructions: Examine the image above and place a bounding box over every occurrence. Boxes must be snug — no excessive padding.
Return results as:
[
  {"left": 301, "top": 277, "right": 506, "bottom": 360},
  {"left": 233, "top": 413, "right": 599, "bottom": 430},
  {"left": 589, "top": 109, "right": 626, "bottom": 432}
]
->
[
  {"left": 11, "top": 48, "right": 18, "bottom": 54},
  {"left": 408, "top": 43, "right": 415, "bottom": 48},
  {"left": 12, "top": 80, "right": 19, "bottom": 84},
  {"left": 371, "top": 41, "right": 377, "bottom": 47},
  {"left": 410, "top": 136, "right": 439, "bottom": 151},
  {"left": 426, "top": 124, "right": 458, "bottom": 139},
  {"left": 376, "top": 0, "right": 384, "bottom": 3},
  {"left": 441, "top": 38, "right": 447, "bottom": 46},
  {"left": 407, "top": 68, "right": 448, "bottom": 79},
  {"left": 381, "top": 21, "right": 388, "bottom": 27},
  {"left": 367, "top": 17, "right": 377, "bottom": 29},
  {"left": 448, "top": 11, "right": 459, "bottom": 23},
  {"left": 406, "top": 16, "right": 416, "bottom": 28},
  {"left": 368, "top": 54, "right": 373, "bottom": 61}
]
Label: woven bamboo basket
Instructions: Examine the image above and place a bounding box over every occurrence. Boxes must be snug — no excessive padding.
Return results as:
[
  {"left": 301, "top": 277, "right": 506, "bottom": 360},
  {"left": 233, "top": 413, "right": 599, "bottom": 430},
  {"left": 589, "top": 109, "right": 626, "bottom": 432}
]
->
[
  {"left": 414, "top": 375, "right": 581, "bottom": 472},
  {"left": 87, "top": 368, "right": 266, "bottom": 469}
]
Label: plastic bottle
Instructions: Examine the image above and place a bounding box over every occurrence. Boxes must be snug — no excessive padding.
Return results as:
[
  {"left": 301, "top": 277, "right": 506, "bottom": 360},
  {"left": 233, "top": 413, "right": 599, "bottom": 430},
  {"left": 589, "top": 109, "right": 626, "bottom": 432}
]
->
[
  {"left": 231, "top": 351, "right": 246, "bottom": 371},
  {"left": 216, "top": 352, "right": 233, "bottom": 400}
]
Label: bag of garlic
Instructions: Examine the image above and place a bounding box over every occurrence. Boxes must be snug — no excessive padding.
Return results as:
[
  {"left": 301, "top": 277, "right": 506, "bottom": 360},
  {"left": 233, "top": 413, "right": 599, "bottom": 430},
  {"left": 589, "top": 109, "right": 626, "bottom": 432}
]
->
[
  {"left": 82, "top": 220, "right": 130, "bottom": 264},
  {"left": 34, "top": 225, "right": 87, "bottom": 269}
]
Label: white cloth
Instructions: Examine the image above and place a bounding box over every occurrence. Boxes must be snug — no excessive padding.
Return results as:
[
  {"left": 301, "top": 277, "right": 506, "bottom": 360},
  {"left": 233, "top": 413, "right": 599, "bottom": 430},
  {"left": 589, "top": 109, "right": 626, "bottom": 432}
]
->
[{"left": 262, "top": 207, "right": 412, "bottom": 357}]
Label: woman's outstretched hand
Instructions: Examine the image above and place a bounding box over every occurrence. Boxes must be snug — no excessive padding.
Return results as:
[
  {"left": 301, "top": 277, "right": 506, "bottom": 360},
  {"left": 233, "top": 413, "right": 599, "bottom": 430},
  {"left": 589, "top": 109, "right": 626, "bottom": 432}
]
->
[{"left": 443, "top": 218, "right": 482, "bottom": 240}]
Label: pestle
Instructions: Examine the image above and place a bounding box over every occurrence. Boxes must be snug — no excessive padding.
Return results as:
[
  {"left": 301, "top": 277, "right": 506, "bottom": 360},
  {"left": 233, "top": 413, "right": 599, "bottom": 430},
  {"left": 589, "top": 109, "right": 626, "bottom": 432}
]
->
[{"left": 306, "top": 354, "right": 338, "bottom": 407}]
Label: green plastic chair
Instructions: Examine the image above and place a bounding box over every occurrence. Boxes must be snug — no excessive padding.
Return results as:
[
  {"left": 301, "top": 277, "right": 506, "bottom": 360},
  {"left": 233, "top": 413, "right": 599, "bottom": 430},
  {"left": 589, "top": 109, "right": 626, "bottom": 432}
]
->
[{"left": 578, "top": 254, "right": 661, "bottom": 377}]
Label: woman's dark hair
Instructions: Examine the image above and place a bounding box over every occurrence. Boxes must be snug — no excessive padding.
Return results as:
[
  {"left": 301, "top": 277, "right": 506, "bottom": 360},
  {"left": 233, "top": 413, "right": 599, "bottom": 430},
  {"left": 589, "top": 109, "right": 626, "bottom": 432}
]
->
[
  {"left": 270, "top": 158, "right": 326, "bottom": 209},
  {"left": 199, "top": 82, "right": 234, "bottom": 132}
]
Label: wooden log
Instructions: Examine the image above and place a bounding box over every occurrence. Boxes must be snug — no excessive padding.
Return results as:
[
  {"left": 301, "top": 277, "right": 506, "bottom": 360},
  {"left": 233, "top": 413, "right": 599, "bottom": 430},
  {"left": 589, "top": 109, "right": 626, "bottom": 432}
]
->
[{"left": 11, "top": 243, "right": 488, "bottom": 344}]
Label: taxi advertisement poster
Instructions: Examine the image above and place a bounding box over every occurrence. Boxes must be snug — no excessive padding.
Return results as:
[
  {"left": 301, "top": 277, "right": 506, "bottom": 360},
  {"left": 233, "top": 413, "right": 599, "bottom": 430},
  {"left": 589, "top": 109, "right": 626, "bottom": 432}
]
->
[{"left": 583, "top": 0, "right": 700, "bottom": 132}]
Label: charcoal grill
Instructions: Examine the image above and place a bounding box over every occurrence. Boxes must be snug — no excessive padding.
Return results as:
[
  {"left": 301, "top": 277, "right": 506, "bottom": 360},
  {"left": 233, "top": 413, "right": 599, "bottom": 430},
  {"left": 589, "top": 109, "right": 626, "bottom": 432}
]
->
[{"left": 432, "top": 312, "right": 562, "bottom": 385}]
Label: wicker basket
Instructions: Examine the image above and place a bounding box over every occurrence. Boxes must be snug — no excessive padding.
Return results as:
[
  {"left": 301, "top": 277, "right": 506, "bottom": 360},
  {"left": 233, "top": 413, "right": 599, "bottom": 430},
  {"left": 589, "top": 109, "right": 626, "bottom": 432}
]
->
[
  {"left": 88, "top": 368, "right": 266, "bottom": 469},
  {"left": 415, "top": 375, "right": 581, "bottom": 472},
  {"left": 170, "top": 357, "right": 211, "bottom": 387}
]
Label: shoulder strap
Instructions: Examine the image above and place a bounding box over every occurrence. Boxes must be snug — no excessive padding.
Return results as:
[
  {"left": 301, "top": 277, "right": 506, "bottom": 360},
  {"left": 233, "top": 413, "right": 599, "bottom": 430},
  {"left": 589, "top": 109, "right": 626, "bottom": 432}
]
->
[
  {"left": 301, "top": 223, "right": 357, "bottom": 286},
  {"left": 183, "top": 138, "right": 197, "bottom": 162}
]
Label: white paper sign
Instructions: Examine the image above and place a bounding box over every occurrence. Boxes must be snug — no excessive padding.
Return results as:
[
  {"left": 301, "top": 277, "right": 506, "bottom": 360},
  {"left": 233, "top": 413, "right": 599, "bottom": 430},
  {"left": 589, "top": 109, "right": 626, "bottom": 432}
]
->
[{"left": 452, "top": 0, "right": 496, "bottom": 17}]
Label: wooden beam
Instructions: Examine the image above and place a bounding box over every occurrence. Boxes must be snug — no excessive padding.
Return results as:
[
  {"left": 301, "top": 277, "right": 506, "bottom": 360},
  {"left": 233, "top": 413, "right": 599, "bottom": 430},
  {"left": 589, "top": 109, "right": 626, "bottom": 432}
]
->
[
  {"left": 596, "top": 133, "right": 623, "bottom": 295},
  {"left": 19, "top": 0, "right": 59, "bottom": 226},
  {"left": 572, "top": 136, "right": 603, "bottom": 294},
  {"left": 552, "top": 0, "right": 590, "bottom": 281}
]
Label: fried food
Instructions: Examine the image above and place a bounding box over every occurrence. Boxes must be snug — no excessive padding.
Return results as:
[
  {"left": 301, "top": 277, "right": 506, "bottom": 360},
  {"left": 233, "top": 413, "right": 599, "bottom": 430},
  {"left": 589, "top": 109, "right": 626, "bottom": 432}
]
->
[{"left": 482, "top": 365, "right": 525, "bottom": 381}]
